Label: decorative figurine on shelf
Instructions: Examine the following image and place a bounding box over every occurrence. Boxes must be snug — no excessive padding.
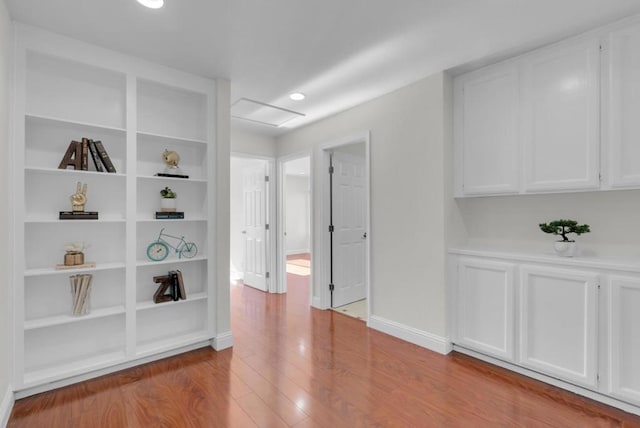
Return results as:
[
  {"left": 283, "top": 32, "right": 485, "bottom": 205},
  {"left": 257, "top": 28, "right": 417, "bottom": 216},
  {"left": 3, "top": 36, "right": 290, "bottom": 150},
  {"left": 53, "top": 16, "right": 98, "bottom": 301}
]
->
[
  {"left": 163, "top": 149, "right": 180, "bottom": 169},
  {"left": 55, "top": 242, "right": 96, "bottom": 270},
  {"left": 146, "top": 227, "right": 198, "bottom": 261},
  {"left": 160, "top": 186, "right": 177, "bottom": 212},
  {"left": 64, "top": 242, "right": 86, "bottom": 266},
  {"left": 59, "top": 182, "right": 98, "bottom": 220},
  {"left": 155, "top": 149, "right": 189, "bottom": 179},
  {"left": 70, "top": 181, "right": 88, "bottom": 212}
]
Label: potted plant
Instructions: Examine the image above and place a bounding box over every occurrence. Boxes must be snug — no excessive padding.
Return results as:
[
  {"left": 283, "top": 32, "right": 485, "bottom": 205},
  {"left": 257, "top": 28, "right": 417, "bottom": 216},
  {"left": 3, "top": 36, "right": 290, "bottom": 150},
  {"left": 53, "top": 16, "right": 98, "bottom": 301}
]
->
[
  {"left": 539, "top": 219, "right": 590, "bottom": 257},
  {"left": 160, "top": 186, "right": 177, "bottom": 212}
]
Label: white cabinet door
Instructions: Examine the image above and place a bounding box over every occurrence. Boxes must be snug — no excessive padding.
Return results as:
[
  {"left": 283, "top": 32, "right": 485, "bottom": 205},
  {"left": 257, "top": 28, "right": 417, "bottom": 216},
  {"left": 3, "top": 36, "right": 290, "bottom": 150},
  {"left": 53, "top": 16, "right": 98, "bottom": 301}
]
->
[
  {"left": 456, "top": 258, "right": 516, "bottom": 361},
  {"left": 519, "top": 266, "right": 599, "bottom": 388},
  {"left": 522, "top": 38, "right": 600, "bottom": 192},
  {"left": 454, "top": 63, "right": 520, "bottom": 196},
  {"left": 606, "top": 22, "right": 640, "bottom": 188},
  {"left": 609, "top": 276, "right": 640, "bottom": 405}
]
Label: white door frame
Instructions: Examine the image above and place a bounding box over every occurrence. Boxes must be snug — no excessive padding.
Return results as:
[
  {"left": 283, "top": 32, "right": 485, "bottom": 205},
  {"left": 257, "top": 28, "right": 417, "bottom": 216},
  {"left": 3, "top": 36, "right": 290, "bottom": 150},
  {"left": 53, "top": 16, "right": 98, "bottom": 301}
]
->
[
  {"left": 313, "top": 132, "right": 371, "bottom": 314},
  {"left": 276, "top": 151, "right": 312, "bottom": 295},
  {"left": 231, "top": 152, "right": 277, "bottom": 293}
]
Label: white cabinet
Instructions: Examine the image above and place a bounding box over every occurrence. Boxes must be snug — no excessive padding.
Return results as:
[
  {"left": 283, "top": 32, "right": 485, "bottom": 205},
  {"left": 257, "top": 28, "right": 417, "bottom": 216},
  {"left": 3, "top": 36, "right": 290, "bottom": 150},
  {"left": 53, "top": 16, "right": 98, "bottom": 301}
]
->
[
  {"left": 454, "top": 63, "right": 520, "bottom": 195},
  {"left": 521, "top": 39, "right": 600, "bottom": 192},
  {"left": 12, "top": 26, "right": 219, "bottom": 393},
  {"left": 450, "top": 249, "right": 640, "bottom": 414},
  {"left": 605, "top": 21, "right": 640, "bottom": 188},
  {"left": 455, "top": 258, "right": 515, "bottom": 360},
  {"left": 519, "top": 266, "right": 599, "bottom": 388},
  {"left": 609, "top": 277, "right": 640, "bottom": 405},
  {"left": 454, "top": 36, "right": 600, "bottom": 197}
]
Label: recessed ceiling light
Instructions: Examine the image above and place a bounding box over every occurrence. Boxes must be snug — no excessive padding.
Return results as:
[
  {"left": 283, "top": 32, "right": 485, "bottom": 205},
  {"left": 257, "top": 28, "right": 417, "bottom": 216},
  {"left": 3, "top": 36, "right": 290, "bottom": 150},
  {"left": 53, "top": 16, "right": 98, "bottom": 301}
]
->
[
  {"left": 137, "top": 0, "right": 164, "bottom": 9},
  {"left": 289, "top": 92, "right": 306, "bottom": 101}
]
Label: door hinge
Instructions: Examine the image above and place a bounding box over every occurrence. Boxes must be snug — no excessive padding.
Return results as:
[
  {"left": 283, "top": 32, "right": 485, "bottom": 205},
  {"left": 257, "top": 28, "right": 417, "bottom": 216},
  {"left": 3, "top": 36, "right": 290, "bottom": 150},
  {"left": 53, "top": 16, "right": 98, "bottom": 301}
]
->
[
  {"left": 265, "top": 223, "right": 270, "bottom": 230},
  {"left": 599, "top": 173, "right": 602, "bottom": 182},
  {"left": 597, "top": 373, "right": 600, "bottom": 384},
  {"left": 266, "top": 272, "right": 270, "bottom": 279},
  {"left": 329, "top": 283, "right": 334, "bottom": 291},
  {"left": 329, "top": 166, "right": 334, "bottom": 174},
  {"left": 265, "top": 175, "right": 270, "bottom": 182},
  {"left": 329, "top": 225, "right": 334, "bottom": 233}
]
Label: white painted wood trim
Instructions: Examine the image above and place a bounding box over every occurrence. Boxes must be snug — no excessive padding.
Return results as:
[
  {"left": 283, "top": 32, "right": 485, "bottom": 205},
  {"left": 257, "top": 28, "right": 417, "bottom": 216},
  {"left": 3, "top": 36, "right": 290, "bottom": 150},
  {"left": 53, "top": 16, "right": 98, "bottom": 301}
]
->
[
  {"left": 212, "top": 331, "right": 233, "bottom": 351},
  {"left": 448, "top": 248, "right": 640, "bottom": 273},
  {"left": 0, "top": 386, "right": 14, "bottom": 428},
  {"left": 454, "top": 345, "right": 640, "bottom": 417},
  {"left": 369, "top": 315, "right": 452, "bottom": 355}
]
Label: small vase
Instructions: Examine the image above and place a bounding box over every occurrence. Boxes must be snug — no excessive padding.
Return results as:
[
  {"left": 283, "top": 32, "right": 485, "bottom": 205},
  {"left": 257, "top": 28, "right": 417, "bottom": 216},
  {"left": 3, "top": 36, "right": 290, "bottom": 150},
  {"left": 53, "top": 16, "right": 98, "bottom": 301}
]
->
[
  {"left": 160, "top": 198, "right": 177, "bottom": 212},
  {"left": 554, "top": 241, "right": 577, "bottom": 257}
]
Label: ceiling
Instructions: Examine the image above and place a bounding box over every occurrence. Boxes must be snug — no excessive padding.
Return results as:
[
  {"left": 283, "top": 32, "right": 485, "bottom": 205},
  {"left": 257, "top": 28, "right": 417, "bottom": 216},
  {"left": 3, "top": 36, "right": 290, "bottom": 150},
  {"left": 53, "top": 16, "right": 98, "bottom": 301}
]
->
[{"left": 6, "top": 1, "right": 640, "bottom": 136}]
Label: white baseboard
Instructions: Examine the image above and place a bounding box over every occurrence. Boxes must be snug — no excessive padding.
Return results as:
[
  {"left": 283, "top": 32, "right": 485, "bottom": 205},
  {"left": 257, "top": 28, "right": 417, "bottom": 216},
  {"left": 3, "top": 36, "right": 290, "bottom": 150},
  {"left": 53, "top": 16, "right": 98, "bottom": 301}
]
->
[
  {"left": 368, "top": 315, "right": 452, "bottom": 355},
  {"left": 0, "top": 385, "right": 14, "bottom": 428},
  {"left": 454, "top": 345, "right": 640, "bottom": 417},
  {"left": 212, "top": 331, "right": 233, "bottom": 350}
]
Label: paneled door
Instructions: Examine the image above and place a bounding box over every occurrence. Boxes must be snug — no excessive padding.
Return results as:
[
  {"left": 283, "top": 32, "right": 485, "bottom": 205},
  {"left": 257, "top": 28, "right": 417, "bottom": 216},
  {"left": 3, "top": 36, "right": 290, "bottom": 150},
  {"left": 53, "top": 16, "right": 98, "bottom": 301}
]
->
[
  {"left": 454, "top": 62, "right": 520, "bottom": 196},
  {"left": 519, "top": 265, "right": 599, "bottom": 388},
  {"left": 243, "top": 164, "right": 268, "bottom": 291},
  {"left": 331, "top": 151, "right": 367, "bottom": 308},
  {"left": 455, "top": 258, "right": 516, "bottom": 361},
  {"left": 521, "top": 37, "right": 600, "bottom": 192},
  {"left": 609, "top": 276, "right": 640, "bottom": 405},
  {"left": 607, "top": 21, "right": 640, "bottom": 188}
]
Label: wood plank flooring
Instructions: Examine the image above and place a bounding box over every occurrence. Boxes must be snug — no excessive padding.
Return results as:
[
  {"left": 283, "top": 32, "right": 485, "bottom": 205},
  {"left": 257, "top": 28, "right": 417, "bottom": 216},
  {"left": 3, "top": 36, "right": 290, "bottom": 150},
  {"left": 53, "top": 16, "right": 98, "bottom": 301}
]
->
[{"left": 9, "top": 272, "right": 640, "bottom": 427}]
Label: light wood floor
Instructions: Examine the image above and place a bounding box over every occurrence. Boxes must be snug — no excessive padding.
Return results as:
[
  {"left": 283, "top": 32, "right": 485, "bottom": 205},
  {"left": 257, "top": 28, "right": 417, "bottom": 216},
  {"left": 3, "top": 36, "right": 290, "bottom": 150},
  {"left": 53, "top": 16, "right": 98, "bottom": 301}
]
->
[{"left": 8, "top": 272, "right": 640, "bottom": 427}]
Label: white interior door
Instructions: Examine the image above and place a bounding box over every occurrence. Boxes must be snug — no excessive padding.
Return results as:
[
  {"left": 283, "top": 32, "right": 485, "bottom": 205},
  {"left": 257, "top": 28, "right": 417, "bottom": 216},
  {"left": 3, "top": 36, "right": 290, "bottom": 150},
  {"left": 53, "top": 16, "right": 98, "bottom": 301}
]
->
[
  {"left": 331, "top": 151, "right": 366, "bottom": 307},
  {"left": 243, "top": 164, "right": 268, "bottom": 291}
]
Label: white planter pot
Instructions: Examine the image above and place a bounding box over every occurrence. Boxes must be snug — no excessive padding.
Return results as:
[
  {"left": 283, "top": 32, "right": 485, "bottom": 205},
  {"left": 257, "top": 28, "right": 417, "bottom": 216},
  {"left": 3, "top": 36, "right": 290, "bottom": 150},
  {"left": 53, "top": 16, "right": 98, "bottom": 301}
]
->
[
  {"left": 554, "top": 241, "right": 577, "bottom": 257},
  {"left": 160, "top": 198, "right": 177, "bottom": 212}
]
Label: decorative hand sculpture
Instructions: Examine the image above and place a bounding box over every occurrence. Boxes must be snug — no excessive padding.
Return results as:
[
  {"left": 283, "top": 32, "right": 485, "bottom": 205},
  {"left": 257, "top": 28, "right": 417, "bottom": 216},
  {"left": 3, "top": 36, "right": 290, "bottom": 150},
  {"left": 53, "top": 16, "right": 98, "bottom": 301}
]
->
[{"left": 70, "top": 181, "right": 87, "bottom": 212}]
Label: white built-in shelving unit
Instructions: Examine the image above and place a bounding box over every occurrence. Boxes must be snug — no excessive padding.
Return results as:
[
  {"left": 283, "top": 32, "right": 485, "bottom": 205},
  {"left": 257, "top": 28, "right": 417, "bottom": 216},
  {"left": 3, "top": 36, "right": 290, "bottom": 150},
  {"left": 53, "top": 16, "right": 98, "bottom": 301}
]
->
[{"left": 11, "top": 25, "right": 221, "bottom": 396}]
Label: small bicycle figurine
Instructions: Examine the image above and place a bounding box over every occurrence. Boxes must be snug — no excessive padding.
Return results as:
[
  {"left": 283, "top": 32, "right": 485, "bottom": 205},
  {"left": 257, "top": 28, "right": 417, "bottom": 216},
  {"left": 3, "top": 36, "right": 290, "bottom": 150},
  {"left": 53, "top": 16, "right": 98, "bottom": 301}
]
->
[{"left": 146, "top": 228, "right": 198, "bottom": 261}]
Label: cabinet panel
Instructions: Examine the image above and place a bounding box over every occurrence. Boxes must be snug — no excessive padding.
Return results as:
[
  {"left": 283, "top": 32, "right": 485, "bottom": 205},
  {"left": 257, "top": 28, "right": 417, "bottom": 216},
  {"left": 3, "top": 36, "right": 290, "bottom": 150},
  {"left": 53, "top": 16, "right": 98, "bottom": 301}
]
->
[
  {"left": 521, "top": 39, "right": 600, "bottom": 192},
  {"left": 607, "top": 23, "right": 640, "bottom": 187},
  {"left": 455, "top": 63, "right": 520, "bottom": 195},
  {"left": 456, "top": 258, "right": 515, "bottom": 360},
  {"left": 609, "top": 277, "right": 640, "bottom": 405},
  {"left": 519, "top": 266, "right": 599, "bottom": 388}
]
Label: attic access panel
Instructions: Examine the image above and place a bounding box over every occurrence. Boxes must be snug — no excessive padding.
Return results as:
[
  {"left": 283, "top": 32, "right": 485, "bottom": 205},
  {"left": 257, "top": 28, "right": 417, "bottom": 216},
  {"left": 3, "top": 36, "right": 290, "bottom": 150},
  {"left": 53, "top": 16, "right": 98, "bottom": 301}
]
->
[{"left": 231, "top": 98, "right": 305, "bottom": 127}]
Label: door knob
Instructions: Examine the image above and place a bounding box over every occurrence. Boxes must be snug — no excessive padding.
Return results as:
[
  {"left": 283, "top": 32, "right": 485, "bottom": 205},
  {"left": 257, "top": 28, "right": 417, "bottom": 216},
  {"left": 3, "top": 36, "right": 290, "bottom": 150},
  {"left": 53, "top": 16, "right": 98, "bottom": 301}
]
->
[
  {"left": 362, "top": 232, "right": 367, "bottom": 239},
  {"left": 241, "top": 230, "right": 247, "bottom": 234}
]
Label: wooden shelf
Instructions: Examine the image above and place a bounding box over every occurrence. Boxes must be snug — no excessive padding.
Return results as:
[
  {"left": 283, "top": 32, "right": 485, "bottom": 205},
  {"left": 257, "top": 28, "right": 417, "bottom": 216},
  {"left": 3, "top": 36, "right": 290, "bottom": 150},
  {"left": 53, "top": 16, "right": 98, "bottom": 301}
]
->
[
  {"left": 25, "top": 262, "right": 126, "bottom": 277},
  {"left": 136, "top": 292, "right": 207, "bottom": 312},
  {"left": 22, "top": 351, "right": 126, "bottom": 388},
  {"left": 136, "top": 332, "right": 211, "bottom": 359},
  {"left": 136, "top": 256, "right": 207, "bottom": 267},
  {"left": 136, "top": 130, "right": 207, "bottom": 145},
  {"left": 25, "top": 113, "right": 127, "bottom": 134},
  {"left": 24, "top": 305, "right": 125, "bottom": 330},
  {"left": 25, "top": 166, "right": 126, "bottom": 178}
]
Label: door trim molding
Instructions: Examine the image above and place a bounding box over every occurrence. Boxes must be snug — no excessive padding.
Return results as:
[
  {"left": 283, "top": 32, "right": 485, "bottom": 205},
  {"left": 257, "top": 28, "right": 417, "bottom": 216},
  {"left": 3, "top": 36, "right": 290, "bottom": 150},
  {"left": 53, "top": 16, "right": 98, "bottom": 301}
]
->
[
  {"left": 277, "top": 151, "right": 312, "bottom": 295},
  {"left": 231, "top": 152, "right": 276, "bottom": 293},
  {"left": 314, "top": 132, "right": 371, "bottom": 314}
]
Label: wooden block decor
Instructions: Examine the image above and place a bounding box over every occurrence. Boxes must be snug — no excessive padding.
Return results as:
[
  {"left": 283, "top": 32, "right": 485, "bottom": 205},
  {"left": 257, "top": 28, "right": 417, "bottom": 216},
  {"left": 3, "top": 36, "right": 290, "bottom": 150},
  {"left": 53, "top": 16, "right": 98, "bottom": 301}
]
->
[
  {"left": 58, "top": 140, "right": 83, "bottom": 170},
  {"left": 152, "top": 271, "right": 186, "bottom": 303}
]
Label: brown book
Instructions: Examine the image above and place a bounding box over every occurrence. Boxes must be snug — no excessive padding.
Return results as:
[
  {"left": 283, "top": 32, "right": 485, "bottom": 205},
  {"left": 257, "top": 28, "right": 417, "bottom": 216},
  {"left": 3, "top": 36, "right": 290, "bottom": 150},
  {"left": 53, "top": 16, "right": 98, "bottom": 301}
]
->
[
  {"left": 87, "top": 139, "right": 103, "bottom": 172},
  {"left": 176, "top": 270, "right": 186, "bottom": 300},
  {"left": 81, "top": 138, "right": 89, "bottom": 171},
  {"left": 93, "top": 140, "right": 116, "bottom": 173}
]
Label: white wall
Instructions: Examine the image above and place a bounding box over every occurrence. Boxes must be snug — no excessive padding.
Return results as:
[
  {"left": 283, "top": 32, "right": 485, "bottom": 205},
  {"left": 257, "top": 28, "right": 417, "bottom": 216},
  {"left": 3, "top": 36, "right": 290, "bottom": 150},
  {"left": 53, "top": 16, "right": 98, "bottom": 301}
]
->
[
  {"left": 277, "top": 72, "right": 454, "bottom": 339},
  {"left": 284, "top": 175, "right": 310, "bottom": 254},
  {"left": 231, "top": 128, "right": 276, "bottom": 158},
  {"left": 0, "top": 0, "right": 11, "bottom": 419},
  {"left": 457, "top": 189, "right": 640, "bottom": 257}
]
